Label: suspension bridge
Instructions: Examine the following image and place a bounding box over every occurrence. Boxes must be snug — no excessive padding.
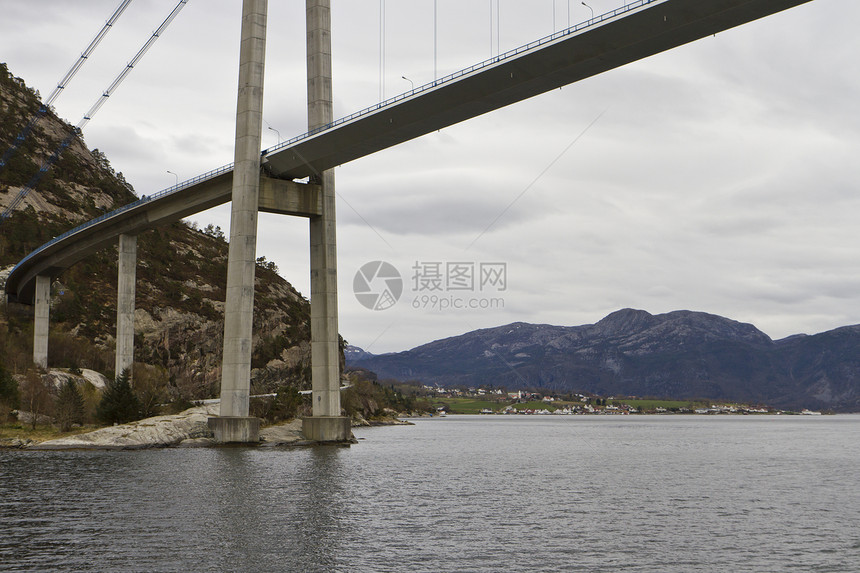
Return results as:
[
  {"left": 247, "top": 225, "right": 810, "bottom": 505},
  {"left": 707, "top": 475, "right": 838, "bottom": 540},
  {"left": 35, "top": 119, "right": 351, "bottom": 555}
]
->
[{"left": 2, "top": 0, "right": 814, "bottom": 442}]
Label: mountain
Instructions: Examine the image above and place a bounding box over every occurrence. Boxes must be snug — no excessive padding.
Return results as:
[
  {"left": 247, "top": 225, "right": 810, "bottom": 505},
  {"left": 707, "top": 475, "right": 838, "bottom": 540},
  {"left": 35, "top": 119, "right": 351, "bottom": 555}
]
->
[
  {"left": 347, "top": 309, "right": 860, "bottom": 412},
  {"left": 344, "top": 345, "right": 376, "bottom": 362},
  {"left": 0, "top": 62, "right": 318, "bottom": 400}
]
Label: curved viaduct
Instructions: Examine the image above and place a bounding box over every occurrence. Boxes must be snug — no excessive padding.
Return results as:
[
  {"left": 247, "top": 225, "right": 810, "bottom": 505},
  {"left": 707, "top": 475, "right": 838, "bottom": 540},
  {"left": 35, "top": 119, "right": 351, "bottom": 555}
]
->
[{"left": 3, "top": 0, "right": 813, "bottom": 438}]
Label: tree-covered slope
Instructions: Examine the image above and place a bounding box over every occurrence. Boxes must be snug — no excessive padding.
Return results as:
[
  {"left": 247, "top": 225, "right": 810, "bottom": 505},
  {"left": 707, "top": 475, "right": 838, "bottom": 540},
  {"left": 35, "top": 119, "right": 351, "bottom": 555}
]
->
[{"left": 1, "top": 62, "right": 319, "bottom": 402}]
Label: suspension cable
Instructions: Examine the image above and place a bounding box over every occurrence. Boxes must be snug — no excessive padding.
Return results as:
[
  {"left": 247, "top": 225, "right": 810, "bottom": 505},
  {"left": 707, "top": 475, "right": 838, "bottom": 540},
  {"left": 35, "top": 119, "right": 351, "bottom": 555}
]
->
[
  {"left": 78, "top": 0, "right": 188, "bottom": 129},
  {"left": 48, "top": 0, "right": 136, "bottom": 109},
  {"left": 0, "top": 0, "right": 134, "bottom": 170},
  {"left": 1, "top": 0, "right": 189, "bottom": 222},
  {"left": 379, "top": 0, "right": 385, "bottom": 101}
]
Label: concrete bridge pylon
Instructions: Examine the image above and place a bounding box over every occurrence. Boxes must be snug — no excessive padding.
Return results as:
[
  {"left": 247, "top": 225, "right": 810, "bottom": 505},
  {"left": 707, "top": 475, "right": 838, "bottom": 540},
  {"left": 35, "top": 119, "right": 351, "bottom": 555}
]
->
[
  {"left": 303, "top": 0, "right": 351, "bottom": 442},
  {"left": 209, "top": 0, "right": 350, "bottom": 443},
  {"left": 114, "top": 233, "right": 137, "bottom": 379},
  {"left": 208, "top": 0, "right": 268, "bottom": 443}
]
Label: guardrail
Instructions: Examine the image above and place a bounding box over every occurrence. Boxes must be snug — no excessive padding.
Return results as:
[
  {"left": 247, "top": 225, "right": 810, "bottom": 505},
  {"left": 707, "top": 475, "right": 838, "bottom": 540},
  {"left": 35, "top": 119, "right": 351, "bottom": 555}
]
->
[
  {"left": 9, "top": 161, "right": 234, "bottom": 277},
  {"left": 7, "top": 0, "right": 658, "bottom": 286},
  {"left": 264, "top": 0, "right": 659, "bottom": 155}
]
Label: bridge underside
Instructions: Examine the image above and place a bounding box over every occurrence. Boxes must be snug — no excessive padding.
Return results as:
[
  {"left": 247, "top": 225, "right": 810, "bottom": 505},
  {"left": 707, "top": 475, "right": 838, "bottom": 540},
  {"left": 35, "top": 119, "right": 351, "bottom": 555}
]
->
[
  {"left": 262, "top": 0, "right": 813, "bottom": 179},
  {"left": 6, "top": 176, "right": 318, "bottom": 304}
]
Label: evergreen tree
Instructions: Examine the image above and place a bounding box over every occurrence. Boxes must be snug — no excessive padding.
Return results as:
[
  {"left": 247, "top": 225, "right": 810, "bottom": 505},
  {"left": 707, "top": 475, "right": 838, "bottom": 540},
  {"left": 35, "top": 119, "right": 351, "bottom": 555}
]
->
[
  {"left": 55, "top": 378, "right": 85, "bottom": 431},
  {"left": 0, "top": 363, "right": 20, "bottom": 423},
  {"left": 96, "top": 369, "right": 141, "bottom": 425},
  {"left": 0, "top": 363, "right": 20, "bottom": 408}
]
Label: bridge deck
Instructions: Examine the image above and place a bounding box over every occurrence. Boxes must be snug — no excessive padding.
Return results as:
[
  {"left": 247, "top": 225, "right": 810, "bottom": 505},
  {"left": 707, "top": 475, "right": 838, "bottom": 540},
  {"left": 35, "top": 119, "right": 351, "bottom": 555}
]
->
[
  {"left": 5, "top": 0, "right": 812, "bottom": 304},
  {"left": 263, "top": 0, "right": 812, "bottom": 179}
]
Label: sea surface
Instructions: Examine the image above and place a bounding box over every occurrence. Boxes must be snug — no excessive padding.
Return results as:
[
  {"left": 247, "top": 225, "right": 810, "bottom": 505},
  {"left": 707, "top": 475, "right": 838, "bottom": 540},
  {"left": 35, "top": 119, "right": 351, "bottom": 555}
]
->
[{"left": 2, "top": 415, "right": 859, "bottom": 572}]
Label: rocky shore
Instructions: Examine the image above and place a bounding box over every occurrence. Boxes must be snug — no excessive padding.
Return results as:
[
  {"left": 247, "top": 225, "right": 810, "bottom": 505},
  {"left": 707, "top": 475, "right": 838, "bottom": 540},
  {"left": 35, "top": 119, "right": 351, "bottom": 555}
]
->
[
  {"left": 4, "top": 405, "right": 307, "bottom": 450},
  {"left": 0, "top": 406, "right": 419, "bottom": 450},
  {"left": 351, "top": 409, "right": 417, "bottom": 427}
]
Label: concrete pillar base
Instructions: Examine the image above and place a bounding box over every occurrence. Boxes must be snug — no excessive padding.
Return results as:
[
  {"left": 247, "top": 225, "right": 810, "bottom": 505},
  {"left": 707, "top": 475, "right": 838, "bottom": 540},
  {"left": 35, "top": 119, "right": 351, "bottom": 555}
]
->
[
  {"left": 207, "top": 416, "right": 261, "bottom": 444},
  {"left": 302, "top": 416, "right": 352, "bottom": 442}
]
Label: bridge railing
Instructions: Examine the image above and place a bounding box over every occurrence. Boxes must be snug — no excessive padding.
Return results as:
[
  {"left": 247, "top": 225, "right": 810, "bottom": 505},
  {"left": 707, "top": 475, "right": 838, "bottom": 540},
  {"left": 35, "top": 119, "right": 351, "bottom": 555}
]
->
[
  {"left": 265, "top": 0, "right": 660, "bottom": 155},
  {"left": 8, "top": 1, "right": 660, "bottom": 285},
  {"left": 9, "top": 162, "right": 235, "bottom": 277}
]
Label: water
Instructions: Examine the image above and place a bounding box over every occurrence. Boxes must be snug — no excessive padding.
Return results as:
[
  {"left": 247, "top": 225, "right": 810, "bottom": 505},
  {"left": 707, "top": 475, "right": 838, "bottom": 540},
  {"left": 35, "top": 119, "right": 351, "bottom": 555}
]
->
[{"left": 2, "top": 415, "right": 859, "bottom": 572}]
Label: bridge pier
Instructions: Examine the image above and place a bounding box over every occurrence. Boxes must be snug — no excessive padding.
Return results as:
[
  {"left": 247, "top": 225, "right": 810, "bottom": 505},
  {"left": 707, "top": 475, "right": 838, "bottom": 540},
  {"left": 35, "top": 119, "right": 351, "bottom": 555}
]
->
[
  {"left": 303, "top": 0, "right": 350, "bottom": 442},
  {"left": 210, "top": 0, "right": 268, "bottom": 443},
  {"left": 33, "top": 275, "right": 50, "bottom": 369},
  {"left": 114, "top": 233, "right": 137, "bottom": 379}
]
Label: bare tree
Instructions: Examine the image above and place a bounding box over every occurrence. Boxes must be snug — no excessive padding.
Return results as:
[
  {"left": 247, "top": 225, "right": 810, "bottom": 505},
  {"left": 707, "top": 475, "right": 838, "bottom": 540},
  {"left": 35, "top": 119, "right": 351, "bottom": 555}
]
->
[
  {"left": 133, "top": 363, "right": 169, "bottom": 419},
  {"left": 20, "top": 369, "right": 54, "bottom": 429},
  {"left": 55, "top": 378, "right": 85, "bottom": 431}
]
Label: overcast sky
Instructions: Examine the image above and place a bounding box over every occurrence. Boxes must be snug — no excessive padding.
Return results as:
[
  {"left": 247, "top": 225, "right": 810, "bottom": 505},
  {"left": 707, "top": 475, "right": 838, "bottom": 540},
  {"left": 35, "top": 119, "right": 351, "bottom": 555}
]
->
[{"left": 2, "top": 0, "right": 859, "bottom": 353}]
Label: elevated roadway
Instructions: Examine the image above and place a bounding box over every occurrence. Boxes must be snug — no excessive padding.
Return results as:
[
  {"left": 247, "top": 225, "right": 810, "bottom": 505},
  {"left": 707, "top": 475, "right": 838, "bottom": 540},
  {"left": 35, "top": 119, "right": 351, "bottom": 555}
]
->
[{"left": 5, "top": 0, "right": 813, "bottom": 304}]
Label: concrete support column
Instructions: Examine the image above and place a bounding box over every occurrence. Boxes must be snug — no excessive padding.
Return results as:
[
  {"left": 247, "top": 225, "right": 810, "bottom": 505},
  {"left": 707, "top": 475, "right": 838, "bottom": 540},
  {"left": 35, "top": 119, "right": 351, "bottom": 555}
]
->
[
  {"left": 308, "top": 0, "right": 339, "bottom": 415},
  {"left": 309, "top": 166, "right": 339, "bottom": 418},
  {"left": 33, "top": 275, "right": 50, "bottom": 369},
  {"left": 115, "top": 233, "right": 137, "bottom": 380},
  {"left": 304, "top": 0, "right": 350, "bottom": 442},
  {"left": 215, "top": 0, "right": 267, "bottom": 441}
]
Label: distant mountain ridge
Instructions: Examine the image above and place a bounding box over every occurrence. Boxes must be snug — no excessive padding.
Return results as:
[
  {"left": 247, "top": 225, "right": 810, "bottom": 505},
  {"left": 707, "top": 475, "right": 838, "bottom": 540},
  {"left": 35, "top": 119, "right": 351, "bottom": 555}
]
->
[{"left": 347, "top": 309, "right": 860, "bottom": 412}]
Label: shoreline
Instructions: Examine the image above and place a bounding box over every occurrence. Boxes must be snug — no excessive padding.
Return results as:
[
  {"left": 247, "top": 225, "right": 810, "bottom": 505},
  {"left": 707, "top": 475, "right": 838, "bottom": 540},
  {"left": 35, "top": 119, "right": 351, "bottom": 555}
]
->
[{"left": 0, "top": 406, "right": 412, "bottom": 451}]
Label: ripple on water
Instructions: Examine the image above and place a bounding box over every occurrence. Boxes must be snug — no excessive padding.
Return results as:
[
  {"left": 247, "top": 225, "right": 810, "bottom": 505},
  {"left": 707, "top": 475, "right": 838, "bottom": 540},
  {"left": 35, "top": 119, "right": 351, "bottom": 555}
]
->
[{"left": 1, "top": 416, "right": 860, "bottom": 572}]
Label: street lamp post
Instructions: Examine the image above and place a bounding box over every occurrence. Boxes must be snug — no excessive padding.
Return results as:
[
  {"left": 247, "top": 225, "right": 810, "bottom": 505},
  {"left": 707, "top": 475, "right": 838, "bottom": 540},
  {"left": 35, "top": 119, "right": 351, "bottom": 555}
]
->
[
  {"left": 401, "top": 75, "right": 414, "bottom": 91},
  {"left": 582, "top": 1, "right": 593, "bottom": 21},
  {"left": 167, "top": 170, "right": 178, "bottom": 187},
  {"left": 268, "top": 125, "right": 281, "bottom": 144}
]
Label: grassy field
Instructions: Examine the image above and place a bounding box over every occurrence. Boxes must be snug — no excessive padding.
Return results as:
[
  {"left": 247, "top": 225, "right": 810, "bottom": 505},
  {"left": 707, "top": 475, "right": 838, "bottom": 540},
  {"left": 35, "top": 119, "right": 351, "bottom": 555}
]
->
[
  {"left": 611, "top": 399, "right": 696, "bottom": 410},
  {"left": 431, "top": 398, "right": 503, "bottom": 414},
  {"left": 0, "top": 423, "right": 96, "bottom": 444},
  {"left": 511, "top": 400, "right": 559, "bottom": 411}
]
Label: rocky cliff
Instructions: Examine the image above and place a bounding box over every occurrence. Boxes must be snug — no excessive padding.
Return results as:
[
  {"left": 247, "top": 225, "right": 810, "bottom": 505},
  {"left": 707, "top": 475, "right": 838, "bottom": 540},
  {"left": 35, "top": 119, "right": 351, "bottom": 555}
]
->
[
  {"left": 0, "top": 62, "right": 319, "bottom": 400},
  {"left": 348, "top": 309, "right": 860, "bottom": 412}
]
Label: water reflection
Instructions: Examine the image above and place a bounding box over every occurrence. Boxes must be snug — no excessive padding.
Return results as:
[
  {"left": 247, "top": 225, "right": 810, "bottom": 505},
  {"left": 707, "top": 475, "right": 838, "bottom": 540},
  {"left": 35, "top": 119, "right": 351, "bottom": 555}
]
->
[
  {"left": 3, "top": 417, "right": 860, "bottom": 572},
  {"left": 292, "top": 447, "right": 351, "bottom": 570},
  {"left": 196, "top": 446, "right": 353, "bottom": 572}
]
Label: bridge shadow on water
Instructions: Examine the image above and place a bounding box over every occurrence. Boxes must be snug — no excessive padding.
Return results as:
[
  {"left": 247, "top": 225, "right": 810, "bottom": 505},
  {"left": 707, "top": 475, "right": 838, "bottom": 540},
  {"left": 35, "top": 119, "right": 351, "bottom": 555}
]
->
[
  {"left": 0, "top": 447, "right": 357, "bottom": 572},
  {"left": 201, "top": 447, "right": 354, "bottom": 572}
]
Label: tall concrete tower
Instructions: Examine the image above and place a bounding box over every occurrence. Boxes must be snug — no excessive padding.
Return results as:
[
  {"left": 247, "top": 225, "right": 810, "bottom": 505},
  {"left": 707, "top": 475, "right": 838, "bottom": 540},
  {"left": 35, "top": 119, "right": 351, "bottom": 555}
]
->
[
  {"left": 303, "top": 0, "right": 351, "bottom": 442},
  {"left": 209, "top": 0, "right": 268, "bottom": 443}
]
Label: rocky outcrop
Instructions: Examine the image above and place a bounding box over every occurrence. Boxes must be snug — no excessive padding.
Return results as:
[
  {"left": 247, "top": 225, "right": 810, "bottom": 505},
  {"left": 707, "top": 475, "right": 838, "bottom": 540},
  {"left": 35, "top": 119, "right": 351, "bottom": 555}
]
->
[
  {"left": 1, "top": 64, "right": 318, "bottom": 400},
  {"left": 351, "top": 410, "right": 414, "bottom": 427},
  {"left": 24, "top": 405, "right": 309, "bottom": 450},
  {"left": 41, "top": 368, "right": 109, "bottom": 391},
  {"left": 258, "top": 419, "right": 305, "bottom": 446},
  {"left": 29, "top": 405, "right": 221, "bottom": 450}
]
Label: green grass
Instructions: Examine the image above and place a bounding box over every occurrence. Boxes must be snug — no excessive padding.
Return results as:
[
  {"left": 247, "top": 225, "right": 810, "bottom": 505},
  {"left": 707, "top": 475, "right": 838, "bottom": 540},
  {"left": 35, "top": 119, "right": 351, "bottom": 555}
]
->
[
  {"left": 431, "top": 398, "right": 503, "bottom": 414},
  {"left": 611, "top": 399, "right": 695, "bottom": 410},
  {"left": 511, "top": 400, "right": 558, "bottom": 411},
  {"left": 0, "top": 423, "right": 97, "bottom": 444}
]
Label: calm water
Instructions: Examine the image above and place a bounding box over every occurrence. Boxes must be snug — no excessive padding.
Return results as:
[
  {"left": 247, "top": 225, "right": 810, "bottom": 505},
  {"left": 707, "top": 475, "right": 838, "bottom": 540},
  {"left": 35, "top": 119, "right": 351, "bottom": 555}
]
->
[{"left": 2, "top": 415, "right": 859, "bottom": 572}]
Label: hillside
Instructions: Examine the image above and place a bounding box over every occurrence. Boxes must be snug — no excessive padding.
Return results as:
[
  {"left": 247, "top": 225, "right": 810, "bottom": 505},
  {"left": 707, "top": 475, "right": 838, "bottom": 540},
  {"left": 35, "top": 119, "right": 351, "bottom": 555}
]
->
[
  {"left": 0, "top": 62, "right": 320, "bottom": 401},
  {"left": 348, "top": 309, "right": 860, "bottom": 412}
]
